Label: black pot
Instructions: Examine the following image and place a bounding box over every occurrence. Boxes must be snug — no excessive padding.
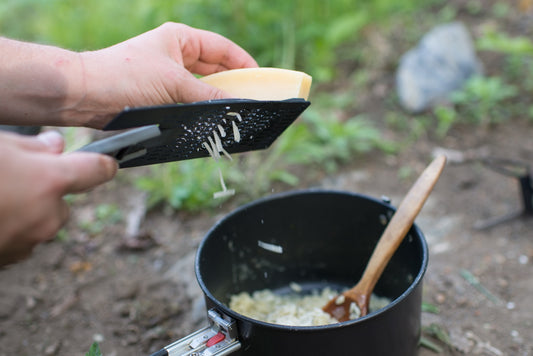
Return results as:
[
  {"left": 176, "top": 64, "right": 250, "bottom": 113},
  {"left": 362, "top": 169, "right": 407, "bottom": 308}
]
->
[{"left": 191, "top": 189, "right": 428, "bottom": 356}]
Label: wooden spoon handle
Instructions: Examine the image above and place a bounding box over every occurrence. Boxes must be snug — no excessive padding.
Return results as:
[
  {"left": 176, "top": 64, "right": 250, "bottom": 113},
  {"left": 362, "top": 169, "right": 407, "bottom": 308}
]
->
[{"left": 356, "top": 155, "right": 447, "bottom": 294}]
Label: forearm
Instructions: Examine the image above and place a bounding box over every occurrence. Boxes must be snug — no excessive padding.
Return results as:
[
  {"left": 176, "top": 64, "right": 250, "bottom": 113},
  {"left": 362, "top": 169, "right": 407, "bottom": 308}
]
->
[
  {"left": 0, "top": 23, "right": 258, "bottom": 130},
  {"left": 0, "top": 37, "right": 89, "bottom": 127}
]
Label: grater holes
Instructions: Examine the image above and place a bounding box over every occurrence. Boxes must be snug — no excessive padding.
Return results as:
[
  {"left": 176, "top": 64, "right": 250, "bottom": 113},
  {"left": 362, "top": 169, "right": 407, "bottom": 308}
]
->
[{"left": 118, "top": 99, "right": 309, "bottom": 167}]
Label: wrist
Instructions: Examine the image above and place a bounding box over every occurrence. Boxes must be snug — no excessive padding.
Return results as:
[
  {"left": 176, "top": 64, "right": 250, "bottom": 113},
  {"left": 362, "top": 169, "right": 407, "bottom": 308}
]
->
[
  {"left": 0, "top": 37, "right": 123, "bottom": 129},
  {"left": 73, "top": 50, "right": 121, "bottom": 129},
  {"left": 0, "top": 37, "right": 89, "bottom": 127}
]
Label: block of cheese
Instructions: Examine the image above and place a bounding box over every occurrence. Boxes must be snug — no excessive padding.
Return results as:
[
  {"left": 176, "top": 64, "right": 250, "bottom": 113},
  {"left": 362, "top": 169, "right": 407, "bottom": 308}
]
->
[{"left": 200, "top": 67, "right": 312, "bottom": 100}]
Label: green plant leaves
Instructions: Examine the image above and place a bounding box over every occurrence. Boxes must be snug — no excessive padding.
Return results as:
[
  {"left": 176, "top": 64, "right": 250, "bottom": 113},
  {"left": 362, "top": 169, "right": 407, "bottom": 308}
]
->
[
  {"left": 477, "top": 30, "right": 533, "bottom": 56},
  {"left": 1, "top": 0, "right": 426, "bottom": 80},
  {"left": 450, "top": 76, "right": 518, "bottom": 124},
  {"left": 133, "top": 107, "right": 391, "bottom": 212},
  {"left": 85, "top": 342, "right": 102, "bottom": 356},
  {"left": 135, "top": 160, "right": 232, "bottom": 211}
]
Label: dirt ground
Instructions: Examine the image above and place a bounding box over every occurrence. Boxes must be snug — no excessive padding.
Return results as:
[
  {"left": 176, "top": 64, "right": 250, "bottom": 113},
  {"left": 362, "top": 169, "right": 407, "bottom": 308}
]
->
[
  {"left": 1, "top": 121, "right": 532, "bottom": 356},
  {"left": 1, "top": 3, "right": 533, "bottom": 356}
]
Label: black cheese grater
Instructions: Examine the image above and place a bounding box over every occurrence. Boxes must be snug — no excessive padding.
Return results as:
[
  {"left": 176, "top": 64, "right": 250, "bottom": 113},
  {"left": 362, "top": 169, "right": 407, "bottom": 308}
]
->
[{"left": 78, "top": 98, "right": 310, "bottom": 168}]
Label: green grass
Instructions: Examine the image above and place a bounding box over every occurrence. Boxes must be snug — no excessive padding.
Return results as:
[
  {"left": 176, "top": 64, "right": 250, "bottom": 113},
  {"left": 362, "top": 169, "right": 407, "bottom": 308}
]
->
[
  {"left": 85, "top": 342, "right": 102, "bottom": 356},
  {"left": 135, "top": 159, "right": 239, "bottom": 211},
  {"left": 2, "top": 0, "right": 532, "bottom": 212}
]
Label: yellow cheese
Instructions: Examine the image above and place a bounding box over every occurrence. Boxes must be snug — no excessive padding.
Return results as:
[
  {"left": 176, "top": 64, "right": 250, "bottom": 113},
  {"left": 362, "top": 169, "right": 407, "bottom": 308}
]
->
[{"left": 200, "top": 67, "right": 312, "bottom": 100}]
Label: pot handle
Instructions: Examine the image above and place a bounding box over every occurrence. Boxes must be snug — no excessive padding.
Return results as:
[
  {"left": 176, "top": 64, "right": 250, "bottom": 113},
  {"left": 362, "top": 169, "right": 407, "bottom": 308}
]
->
[{"left": 148, "top": 309, "right": 241, "bottom": 356}]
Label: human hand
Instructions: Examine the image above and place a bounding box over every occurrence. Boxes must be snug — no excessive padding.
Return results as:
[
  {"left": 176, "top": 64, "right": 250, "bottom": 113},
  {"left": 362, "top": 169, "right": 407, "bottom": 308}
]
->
[
  {"left": 77, "top": 22, "right": 259, "bottom": 128},
  {"left": 0, "top": 131, "right": 117, "bottom": 266}
]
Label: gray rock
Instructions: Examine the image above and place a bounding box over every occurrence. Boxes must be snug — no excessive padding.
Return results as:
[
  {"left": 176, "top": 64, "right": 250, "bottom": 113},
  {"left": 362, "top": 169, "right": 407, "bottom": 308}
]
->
[{"left": 396, "top": 22, "right": 483, "bottom": 113}]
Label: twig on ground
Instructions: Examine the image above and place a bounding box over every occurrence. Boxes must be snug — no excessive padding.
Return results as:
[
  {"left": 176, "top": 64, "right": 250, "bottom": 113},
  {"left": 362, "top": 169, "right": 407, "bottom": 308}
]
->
[{"left": 459, "top": 269, "right": 504, "bottom": 305}]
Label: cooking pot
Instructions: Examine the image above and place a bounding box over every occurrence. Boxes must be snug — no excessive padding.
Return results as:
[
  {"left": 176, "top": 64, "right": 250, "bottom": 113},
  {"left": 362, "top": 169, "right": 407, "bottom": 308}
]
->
[{"left": 151, "top": 189, "right": 428, "bottom": 356}]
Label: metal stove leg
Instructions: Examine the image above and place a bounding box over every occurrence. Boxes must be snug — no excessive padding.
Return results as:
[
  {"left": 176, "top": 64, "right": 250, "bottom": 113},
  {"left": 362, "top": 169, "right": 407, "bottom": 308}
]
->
[
  {"left": 519, "top": 174, "right": 533, "bottom": 215},
  {"left": 474, "top": 159, "right": 533, "bottom": 230}
]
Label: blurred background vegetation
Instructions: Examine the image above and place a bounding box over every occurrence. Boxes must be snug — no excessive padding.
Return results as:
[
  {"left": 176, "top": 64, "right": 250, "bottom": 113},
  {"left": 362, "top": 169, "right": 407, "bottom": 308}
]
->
[
  {"left": 0, "top": 0, "right": 424, "bottom": 80},
  {"left": 1, "top": 0, "right": 531, "bottom": 212}
]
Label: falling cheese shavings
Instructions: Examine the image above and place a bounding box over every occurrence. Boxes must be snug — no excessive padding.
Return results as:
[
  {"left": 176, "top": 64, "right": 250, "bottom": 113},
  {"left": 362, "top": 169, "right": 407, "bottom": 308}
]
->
[
  {"left": 202, "top": 142, "right": 215, "bottom": 158},
  {"left": 217, "top": 124, "right": 226, "bottom": 137},
  {"left": 201, "top": 111, "right": 249, "bottom": 199},
  {"left": 213, "top": 190, "right": 235, "bottom": 199},
  {"left": 213, "top": 167, "right": 235, "bottom": 199},
  {"left": 202, "top": 139, "right": 234, "bottom": 199},
  {"left": 213, "top": 130, "right": 223, "bottom": 152},
  {"left": 232, "top": 120, "right": 241, "bottom": 143},
  {"left": 207, "top": 136, "right": 220, "bottom": 161},
  {"left": 227, "top": 112, "right": 242, "bottom": 122},
  {"left": 213, "top": 131, "right": 233, "bottom": 161}
]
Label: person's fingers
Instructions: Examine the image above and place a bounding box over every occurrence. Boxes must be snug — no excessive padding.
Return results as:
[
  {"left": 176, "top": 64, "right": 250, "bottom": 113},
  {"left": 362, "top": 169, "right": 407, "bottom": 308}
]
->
[
  {"left": 26, "top": 198, "right": 70, "bottom": 245},
  {"left": 0, "top": 130, "right": 65, "bottom": 154},
  {"left": 36, "top": 131, "right": 65, "bottom": 154},
  {"left": 188, "top": 61, "right": 231, "bottom": 77},
  {"left": 178, "top": 25, "right": 258, "bottom": 75},
  {"left": 56, "top": 152, "right": 118, "bottom": 194},
  {"left": 172, "top": 70, "right": 232, "bottom": 102},
  {"left": 41, "top": 198, "right": 70, "bottom": 242},
  {"left": 55, "top": 198, "right": 71, "bottom": 237}
]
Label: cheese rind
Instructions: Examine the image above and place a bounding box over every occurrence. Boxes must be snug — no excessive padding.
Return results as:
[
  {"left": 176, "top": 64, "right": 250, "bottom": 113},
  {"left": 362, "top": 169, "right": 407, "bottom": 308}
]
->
[{"left": 200, "top": 68, "right": 312, "bottom": 100}]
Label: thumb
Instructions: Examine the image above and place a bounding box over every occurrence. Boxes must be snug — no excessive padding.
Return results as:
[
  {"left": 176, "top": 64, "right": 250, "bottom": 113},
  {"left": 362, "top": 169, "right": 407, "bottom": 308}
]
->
[
  {"left": 58, "top": 152, "right": 118, "bottom": 194},
  {"left": 36, "top": 130, "right": 65, "bottom": 154},
  {"left": 0, "top": 130, "right": 64, "bottom": 154},
  {"left": 175, "top": 72, "right": 232, "bottom": 103}
]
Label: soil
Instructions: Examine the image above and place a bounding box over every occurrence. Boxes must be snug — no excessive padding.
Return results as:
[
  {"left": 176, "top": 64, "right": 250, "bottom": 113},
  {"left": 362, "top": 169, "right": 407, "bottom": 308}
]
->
[{"left": 1, "top": 3, "right": 533, "bottom": 356}]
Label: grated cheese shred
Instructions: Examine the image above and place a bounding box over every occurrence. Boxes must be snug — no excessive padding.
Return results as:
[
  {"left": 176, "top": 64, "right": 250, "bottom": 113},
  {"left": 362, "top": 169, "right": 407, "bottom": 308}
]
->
[
  {"left": 232, "top": 120, "right": 241, "bottom": 142},
  {"left": 202, "top": 141, "right": 215, "bottom": 158},
  {"left": 207, "top": 136, "right": 220, "bottom": 161},
  {"left": 227, "top": 112, "right": 243, "bottom": 122},
  {"left": 217, "top": 124, "right": 226, "bottom": 137},
  {"left": 213, "top": 167, "right": 235, "bottom": 199},
  {"left": 201, "top": 110, "right": 248, "bottom": 199},
  {"left": 213, "top": 131, "right": 232, "bottom": 161}
]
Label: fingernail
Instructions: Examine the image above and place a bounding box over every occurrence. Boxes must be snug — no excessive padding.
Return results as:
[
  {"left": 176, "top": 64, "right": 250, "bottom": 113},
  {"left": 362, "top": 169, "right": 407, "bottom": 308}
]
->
[
  {"left": 101, "top": 155, "right": 118, "bottom": 178},
  {"left": 37, "top": 130, "right": 64, "bottom": 150}
]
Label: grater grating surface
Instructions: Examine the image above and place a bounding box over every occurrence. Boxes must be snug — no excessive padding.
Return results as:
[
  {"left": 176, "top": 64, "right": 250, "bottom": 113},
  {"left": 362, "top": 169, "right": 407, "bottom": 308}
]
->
[{"left": 79, "top": 98, "right": 310, "bottom": 168}]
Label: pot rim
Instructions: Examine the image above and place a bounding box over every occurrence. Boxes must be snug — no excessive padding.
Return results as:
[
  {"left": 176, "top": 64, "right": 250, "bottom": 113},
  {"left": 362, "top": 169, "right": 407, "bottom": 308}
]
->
[{"left": 195, "top": 188, "right": 429, "bottom": 330}]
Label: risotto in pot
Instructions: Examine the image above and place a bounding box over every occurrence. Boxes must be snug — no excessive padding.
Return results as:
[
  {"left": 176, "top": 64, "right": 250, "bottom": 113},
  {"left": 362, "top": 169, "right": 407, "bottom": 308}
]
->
[{"left": 229, "top": 285, "right": 390, "bottom": 326}]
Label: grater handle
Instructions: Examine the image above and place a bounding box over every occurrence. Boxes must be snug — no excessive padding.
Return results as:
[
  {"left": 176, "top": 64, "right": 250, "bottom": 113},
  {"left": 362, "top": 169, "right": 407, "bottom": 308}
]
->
[{"left": 77, "top": 125, "right": 161, "bottom": 156}]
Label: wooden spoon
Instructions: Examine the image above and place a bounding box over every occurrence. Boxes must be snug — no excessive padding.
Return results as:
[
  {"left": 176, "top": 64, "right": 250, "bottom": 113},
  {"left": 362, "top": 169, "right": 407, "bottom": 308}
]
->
[{"left": 322, "top": 155, "right": 447, "bottom": 322}]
